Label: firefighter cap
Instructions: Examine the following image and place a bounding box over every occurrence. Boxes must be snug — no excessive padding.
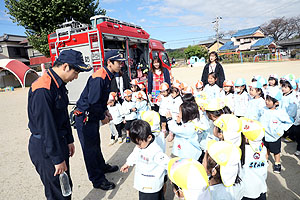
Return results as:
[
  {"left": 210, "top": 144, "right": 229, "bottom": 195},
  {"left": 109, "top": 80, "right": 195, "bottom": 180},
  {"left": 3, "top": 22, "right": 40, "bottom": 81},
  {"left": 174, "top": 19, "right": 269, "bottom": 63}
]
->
[
  {"left": 105, "top": 50, "right": 126, "bottom": 62},
  {"left": 56, "top": 49, "right": 92, "bottom": 72}
]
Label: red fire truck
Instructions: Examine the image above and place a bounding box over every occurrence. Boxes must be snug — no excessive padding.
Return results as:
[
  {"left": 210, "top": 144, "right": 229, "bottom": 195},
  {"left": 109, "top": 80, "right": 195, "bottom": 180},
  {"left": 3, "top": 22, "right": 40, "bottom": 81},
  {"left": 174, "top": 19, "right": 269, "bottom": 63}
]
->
[{"left": 48, "top": 15, "right": 171, "bottom": 104}]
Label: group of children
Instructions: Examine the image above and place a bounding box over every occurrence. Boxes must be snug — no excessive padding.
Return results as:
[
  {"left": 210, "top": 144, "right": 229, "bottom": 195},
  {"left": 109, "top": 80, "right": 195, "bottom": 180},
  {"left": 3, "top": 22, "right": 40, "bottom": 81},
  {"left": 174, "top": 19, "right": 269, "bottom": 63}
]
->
[{"left": 107, "top": 72, "right": 300, "bottom": 200}]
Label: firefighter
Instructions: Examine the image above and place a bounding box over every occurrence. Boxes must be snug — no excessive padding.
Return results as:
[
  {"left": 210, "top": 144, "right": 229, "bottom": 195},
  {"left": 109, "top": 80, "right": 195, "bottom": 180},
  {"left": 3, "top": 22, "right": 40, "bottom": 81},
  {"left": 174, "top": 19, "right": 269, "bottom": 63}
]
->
[
  {"left": 28, "top": 49, "right": 92, "bottom": 199},
  {"left": 74, "top": 50, "right": 125, "bottom": 190}
]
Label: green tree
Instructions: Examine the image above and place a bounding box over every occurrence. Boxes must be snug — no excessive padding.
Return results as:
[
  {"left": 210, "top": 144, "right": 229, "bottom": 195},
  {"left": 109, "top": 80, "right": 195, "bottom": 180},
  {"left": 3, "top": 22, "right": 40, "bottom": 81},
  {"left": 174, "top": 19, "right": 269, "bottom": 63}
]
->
[
  {"left": 184, "top": 45, "right": 208, "bottom": 60},
  {"left": 5, "top": 0, "right": 106, "bottom": 57}
]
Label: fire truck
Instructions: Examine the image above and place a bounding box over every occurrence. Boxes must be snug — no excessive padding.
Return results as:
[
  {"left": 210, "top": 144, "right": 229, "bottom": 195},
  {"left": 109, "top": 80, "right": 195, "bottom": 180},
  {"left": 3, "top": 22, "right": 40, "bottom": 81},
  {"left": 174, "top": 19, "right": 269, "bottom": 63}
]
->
[{"left": 48, "top": 15, "right": 171, "bottom": 104}]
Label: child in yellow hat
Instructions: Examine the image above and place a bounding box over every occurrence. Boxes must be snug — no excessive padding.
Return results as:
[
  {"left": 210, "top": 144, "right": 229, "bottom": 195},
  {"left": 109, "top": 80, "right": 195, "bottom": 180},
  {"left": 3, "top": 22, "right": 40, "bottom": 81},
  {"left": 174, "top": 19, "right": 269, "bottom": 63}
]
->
[
  {"left": 120, "top": 120, "right": 169, "bottom": 199},
  {"left": 240, "top": 117, "right": 268, "bottom": 200},
  {"left": 204, "top": 140, "right": 244, "bottom": 200}
]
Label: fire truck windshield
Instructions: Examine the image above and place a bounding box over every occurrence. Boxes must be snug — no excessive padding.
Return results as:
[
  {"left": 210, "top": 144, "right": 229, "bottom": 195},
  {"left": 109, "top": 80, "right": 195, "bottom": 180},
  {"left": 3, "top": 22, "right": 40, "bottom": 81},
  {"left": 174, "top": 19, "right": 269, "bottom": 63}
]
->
[{"left": 152, "top": 51, "right": 170, "bottom": 67}]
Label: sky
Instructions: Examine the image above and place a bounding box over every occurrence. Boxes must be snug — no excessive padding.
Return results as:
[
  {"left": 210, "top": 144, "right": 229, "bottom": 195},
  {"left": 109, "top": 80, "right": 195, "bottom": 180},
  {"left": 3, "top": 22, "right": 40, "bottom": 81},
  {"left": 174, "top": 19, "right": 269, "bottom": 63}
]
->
[{"left": 1, "top": 0, "right": 300, "bottom": 49}]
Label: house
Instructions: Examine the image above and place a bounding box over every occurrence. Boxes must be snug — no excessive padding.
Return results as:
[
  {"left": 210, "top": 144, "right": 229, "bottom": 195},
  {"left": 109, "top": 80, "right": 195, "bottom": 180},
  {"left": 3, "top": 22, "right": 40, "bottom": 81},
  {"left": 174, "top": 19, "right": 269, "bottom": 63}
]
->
[
  {"left": 219, "top": 27, "right": 267, "bottom": 52},
  {"left": 278, "top": 38, "right": 300, "bottom": 57},
  {"left": 251, "top": 37, "right": 276, "bottom": 52},
  {"left": 0, "top": 34, "right": 29, "bottom": 64},
  {"left": 20, "top": 39, "right": 52, "bottom": 68},
  {"left": 232, "top": 26, "right": 265, "bottom": 51},
  {"left": 198, "top": 39, "right": 230, "bottom": 52}
]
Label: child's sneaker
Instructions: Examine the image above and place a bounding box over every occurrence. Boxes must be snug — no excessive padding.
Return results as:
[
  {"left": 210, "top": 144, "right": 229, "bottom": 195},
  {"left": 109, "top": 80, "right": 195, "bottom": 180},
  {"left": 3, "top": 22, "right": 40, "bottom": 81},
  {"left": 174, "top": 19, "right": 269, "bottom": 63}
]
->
[
  {"left": 273, "top": 164, "right": 281, "bottom": 174},
  {"left": 109, "top": 139, "right": 115, "bottom": 146},
  {"left": 126, "top": 137, "right": 130, "bottom": 143},
  {"left": 294, "top": 150, "right": 300, "bottom": 156},
  {"left": 118, "top": 137, "right": 123, "bottom": 144}
]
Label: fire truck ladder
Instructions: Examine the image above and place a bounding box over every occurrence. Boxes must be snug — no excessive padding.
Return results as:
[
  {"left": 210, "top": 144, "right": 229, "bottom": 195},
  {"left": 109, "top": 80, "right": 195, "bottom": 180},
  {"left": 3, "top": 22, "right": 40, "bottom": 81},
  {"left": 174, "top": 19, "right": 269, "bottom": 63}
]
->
[{"left": 88, "top": 30, "right": 102, "bottom": 71}]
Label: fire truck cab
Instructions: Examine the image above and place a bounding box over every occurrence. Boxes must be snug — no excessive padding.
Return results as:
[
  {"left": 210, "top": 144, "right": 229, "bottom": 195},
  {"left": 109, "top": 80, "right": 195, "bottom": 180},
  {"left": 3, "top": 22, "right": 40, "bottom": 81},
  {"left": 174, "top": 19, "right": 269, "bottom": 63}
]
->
[{"left": 48, "top": 15, "right": 170, "bottom": 104}]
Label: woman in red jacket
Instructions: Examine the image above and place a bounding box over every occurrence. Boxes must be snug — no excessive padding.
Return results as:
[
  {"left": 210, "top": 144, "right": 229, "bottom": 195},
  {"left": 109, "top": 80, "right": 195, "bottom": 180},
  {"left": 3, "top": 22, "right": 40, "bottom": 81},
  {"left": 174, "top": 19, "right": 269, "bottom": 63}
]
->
[{"left": 147, "top": 57, "right": 171, "bottom": 112}]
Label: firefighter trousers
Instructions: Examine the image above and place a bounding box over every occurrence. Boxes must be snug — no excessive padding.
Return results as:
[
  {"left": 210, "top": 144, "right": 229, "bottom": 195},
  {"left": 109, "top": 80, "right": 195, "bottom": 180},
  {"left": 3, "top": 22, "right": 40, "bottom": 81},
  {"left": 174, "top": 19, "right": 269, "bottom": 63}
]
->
[{"left": 75, "top": 115, "right": 107, "bottom": 187}]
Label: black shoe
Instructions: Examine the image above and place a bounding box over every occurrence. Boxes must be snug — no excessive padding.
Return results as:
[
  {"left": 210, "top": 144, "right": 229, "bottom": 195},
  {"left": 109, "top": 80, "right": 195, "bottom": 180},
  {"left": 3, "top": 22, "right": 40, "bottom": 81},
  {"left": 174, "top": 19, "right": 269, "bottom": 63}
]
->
[
  {"left": 94, "top": 180, "right": 116, "bottom": 190},
  {"left": 273, "top": 164, "right": 281, "bottom": 174},
  {"left": 104, "top": 164, "right": 119, "bottom": 174}
]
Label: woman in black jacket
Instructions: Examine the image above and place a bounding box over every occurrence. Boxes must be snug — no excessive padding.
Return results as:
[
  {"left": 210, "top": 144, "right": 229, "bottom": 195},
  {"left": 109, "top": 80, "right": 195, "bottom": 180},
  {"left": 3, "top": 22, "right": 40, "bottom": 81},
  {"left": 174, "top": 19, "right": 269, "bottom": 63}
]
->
[{"left": 201, "top": 51, "right": 225, "bottom": 88}]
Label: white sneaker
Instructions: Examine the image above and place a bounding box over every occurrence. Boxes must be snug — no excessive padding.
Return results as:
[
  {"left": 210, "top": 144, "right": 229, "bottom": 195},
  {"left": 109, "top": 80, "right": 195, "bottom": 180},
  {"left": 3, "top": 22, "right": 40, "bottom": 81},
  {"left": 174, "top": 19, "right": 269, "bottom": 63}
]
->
[
  {"left": 109, "top": 139, "right": 115, "bottom": 146},
  {"left": 294, "top": 151, "right": 300, "bottom": 156},
  {"left": 118, "top": 137, "right": 123, "bottom": 143}
]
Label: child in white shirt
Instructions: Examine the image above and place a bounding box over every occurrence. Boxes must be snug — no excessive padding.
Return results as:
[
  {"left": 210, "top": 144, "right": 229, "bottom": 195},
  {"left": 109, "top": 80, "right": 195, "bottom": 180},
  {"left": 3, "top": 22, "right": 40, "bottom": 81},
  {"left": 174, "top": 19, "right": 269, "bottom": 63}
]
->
[
  {"left": 107, "top": 92, "right": 124, "bottom": 144},
  {"left": 166, "top": 101, "right": 202, "bottom": 161},
  {"left": 222, "top": 80, "right": 235, "bottom": 112},
  {"left": 135, "top": 91, "right": 149, "bottom": 119},
  {"left": 157, "top": 82, "right": 172, "bottom": 134},
  {"left": 194, "top": 80, "right": 204, "bottom": 99},
  {"left": 259, "top": 88, "right": 293, "bottom": 173},
  {"left": 130, "top": 79, "right": 140, "bottom": 102},
  {"left": 234, "top": 78, "right": 250, "bottom": 117},
  {"left": 240, "top": 118, "right": 268, "bottom": 200},
  {"left": 203, "top": 72, "right": 221, "bottom": 100},
  {"left": 120, "top": 120, "right": 169, "bottom": 200},
  {"left": 245, "top": 82, "right": 265, "bottom": 121},
  {"left": 122, "top": 89, "right": 137, "bottom": 143}
]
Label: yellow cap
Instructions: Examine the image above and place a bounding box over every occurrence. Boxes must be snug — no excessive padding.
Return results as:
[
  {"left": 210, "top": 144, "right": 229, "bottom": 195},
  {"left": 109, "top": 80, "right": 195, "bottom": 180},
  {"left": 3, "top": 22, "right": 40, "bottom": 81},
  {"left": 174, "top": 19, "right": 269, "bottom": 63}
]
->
[{"left": 207, "top": 140, "right": 241, "bottom": 187}]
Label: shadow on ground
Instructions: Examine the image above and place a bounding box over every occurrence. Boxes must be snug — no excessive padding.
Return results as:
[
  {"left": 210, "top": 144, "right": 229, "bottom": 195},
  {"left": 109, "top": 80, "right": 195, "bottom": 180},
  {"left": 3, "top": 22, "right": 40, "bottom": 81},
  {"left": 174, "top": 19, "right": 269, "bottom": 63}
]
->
[{"left": 82, "top": 141, "right": 135, "bottom": 200}]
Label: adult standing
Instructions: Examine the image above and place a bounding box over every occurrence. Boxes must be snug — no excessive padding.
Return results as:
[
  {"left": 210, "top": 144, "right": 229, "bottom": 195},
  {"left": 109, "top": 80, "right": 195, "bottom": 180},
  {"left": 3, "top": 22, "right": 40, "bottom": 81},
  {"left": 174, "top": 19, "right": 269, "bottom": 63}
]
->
[
  {"left": 201, "top": 51, "right": 225, "bottom": 88},
  {"left": 28, "top": 49, "right": 92, "bottom": 199},
  {"left": 74, "top": 50, "right": 125, "bottom": 190},
  {"left": 147, "top": 57, "right": 171, "bottom": 112}
]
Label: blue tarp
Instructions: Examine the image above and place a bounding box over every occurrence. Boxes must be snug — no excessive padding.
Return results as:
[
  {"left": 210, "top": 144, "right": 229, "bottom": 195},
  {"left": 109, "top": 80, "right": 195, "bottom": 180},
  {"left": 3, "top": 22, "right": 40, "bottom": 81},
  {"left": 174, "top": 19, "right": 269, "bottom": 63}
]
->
[
  {"left": 232, "top": 26, "right": 260, "bottom": 37},
  {"left": 219, "top": 41, "right": 238, "bottom": 51},
  {"left": 251, "top": 37, "right": 274, "bottom": 47}
]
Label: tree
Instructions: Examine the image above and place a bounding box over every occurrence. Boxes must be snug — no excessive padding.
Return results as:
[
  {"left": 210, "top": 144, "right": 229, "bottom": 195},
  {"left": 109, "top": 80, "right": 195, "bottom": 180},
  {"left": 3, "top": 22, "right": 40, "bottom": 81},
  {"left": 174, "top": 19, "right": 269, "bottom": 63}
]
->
[
  {"left": 261, "top": 16, "right": 300, "bottom": 41},
  {"left": 5, "top": 0, "right": 106, "bottom": 57},
  {"left": 184, "top": 45, "right": 208, "bottom": 60}
]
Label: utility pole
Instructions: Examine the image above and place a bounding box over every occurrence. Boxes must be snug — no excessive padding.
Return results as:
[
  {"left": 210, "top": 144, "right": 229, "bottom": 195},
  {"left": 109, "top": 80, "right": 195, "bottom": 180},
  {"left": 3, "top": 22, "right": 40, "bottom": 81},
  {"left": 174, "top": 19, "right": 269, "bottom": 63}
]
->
[{"left": 212, "top": 16, "right": 222, "bottom": 52}]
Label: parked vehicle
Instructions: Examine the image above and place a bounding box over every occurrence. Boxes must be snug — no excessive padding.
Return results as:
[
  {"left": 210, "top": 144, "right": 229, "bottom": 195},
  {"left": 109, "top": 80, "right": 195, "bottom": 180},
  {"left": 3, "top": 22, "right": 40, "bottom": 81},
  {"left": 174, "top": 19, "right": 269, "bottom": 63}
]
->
[{"left": 48, "top": 15, "right": 170, "bottom": 104}]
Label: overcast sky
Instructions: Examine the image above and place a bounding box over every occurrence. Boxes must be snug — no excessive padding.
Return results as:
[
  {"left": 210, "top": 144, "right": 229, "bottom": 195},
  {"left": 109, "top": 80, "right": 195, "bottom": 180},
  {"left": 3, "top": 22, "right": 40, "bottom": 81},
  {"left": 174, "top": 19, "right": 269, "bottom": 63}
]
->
[{"left": 1, "top": 0, "right": 300, "bottom": 49}]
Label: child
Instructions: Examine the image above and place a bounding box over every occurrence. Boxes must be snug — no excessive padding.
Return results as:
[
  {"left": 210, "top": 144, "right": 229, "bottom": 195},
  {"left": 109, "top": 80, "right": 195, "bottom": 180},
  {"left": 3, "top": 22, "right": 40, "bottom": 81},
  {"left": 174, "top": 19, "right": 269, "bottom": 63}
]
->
[
  {"left": 141, "top": 111, "right": 166, "bottom": 152},
  {"left": 107, "top": 92, "right": 125, "bottom": 144},
  {"left": 120, "top": 120, "right": 169, "bottom": 200},
  {"left": 168, "top": 157, "right": 211, "bottom": 199},
  {"left": 259, "top": 88, "right": 293, "bottom": 173},
  {"left": 130, "top": 79, "right": 140, "bottom": 102},
  {"left": 157, "top": 82, "right": 172, "bottom": 134},
  {"left": 213, "top": 114, "right": 242, "bottom": 147},
  {"left": 205, "top": 140, "right": 244, "bottom": 200},
  {"left": 234, "top": 78, "right": 250, "bottom": 117},
  {"left": 122, "top": 89, "right": 137, "bottom": 143},
  {"left": 169, "top": 83, "right": 183, "bottom": 119},
  {"left": 268, "top": 74, "right": 279, "bottom": 87},
  {"left": 245, "top": 81, "right": 265, "bottom": 121},
  {"left": 203, "top": 72, "right": 221, "bottom": 100},
  {"left": 222, "top": 80, "right": 235, "bottom": 112},
  {"left": 280, "top": 78, "right": 298, "bottom": 142},
  {"left": 135, "top": 91, "right": 149, "bottom": 119},
  {"left": 166, "top": 101, "right": 202, "bottom": 161},
  {"left": 240, "top": 117, "right": 268, "bottom": 200},
  {"left": 194, "top": 80, "right": 204, "bottom": 98}
]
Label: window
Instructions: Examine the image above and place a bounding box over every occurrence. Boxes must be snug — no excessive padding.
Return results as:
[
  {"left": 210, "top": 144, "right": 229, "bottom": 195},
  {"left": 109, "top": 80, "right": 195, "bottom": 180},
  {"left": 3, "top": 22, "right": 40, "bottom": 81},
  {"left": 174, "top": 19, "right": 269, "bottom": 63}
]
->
[
  {"left": 161, "top": 52, "right": 170, "bottom": 66},
  {"left": 0, "top": 45, "right": 2, "bottom": 53}
]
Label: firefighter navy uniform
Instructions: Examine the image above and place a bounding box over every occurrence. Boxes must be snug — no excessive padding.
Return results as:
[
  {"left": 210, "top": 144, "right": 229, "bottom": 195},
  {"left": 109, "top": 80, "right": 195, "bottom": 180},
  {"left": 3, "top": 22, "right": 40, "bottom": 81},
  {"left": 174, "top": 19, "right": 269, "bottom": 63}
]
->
[
  {"left": 28, "top": 68, "right": 73, "bottom": 200},
  {"left": 75, "top": 66, "right": 116, "bottom": 188}
]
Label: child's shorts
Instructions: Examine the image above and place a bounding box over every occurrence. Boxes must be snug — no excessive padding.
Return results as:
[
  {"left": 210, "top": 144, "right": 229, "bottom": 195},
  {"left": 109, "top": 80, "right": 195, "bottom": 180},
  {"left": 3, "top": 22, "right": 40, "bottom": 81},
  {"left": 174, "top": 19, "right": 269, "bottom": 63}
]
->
[
  {"left": 124, "top": 119, "right": 135, "bottom": 131},
  {"left": 139, "top": 187, "right": 164, "bottom": 200},
  {"left": 263, "top": 138, "right": 281, "bottom": 154}
]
